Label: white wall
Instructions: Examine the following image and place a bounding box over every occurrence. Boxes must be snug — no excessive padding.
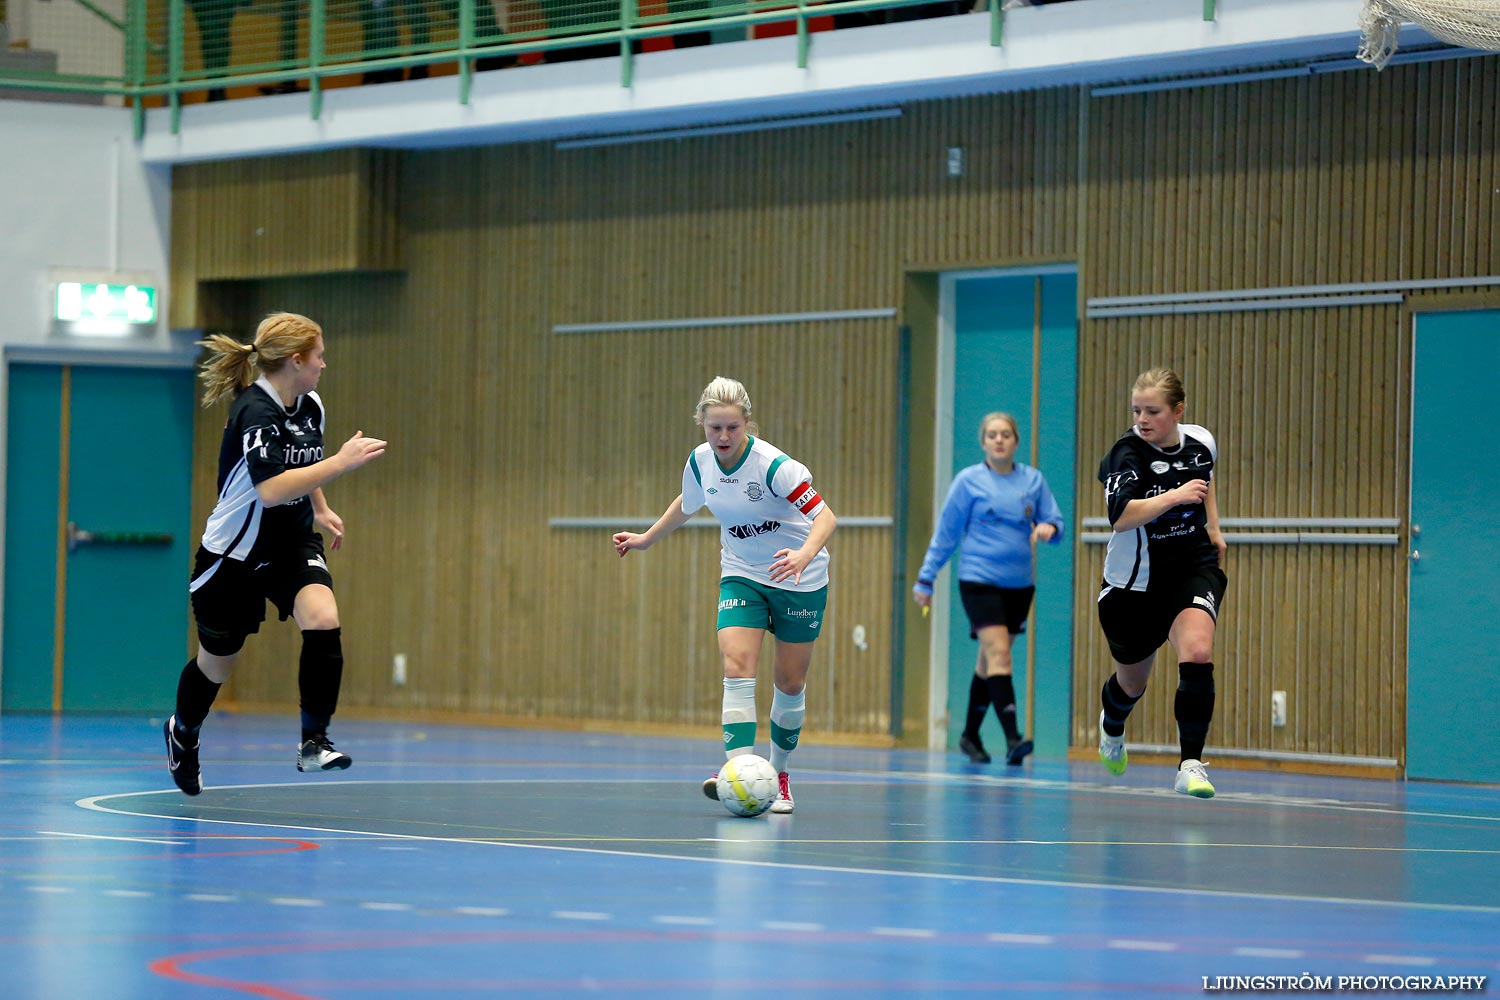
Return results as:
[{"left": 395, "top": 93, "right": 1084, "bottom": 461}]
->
[
  {"left": 140, "top": 0, "right": 1376, "bottom": 164},
  {"left": 7, "top": 0, "right": 126, "bottom": 83},
  {"left": 0, "top": 98, "right": 175, "bottom": 681}
]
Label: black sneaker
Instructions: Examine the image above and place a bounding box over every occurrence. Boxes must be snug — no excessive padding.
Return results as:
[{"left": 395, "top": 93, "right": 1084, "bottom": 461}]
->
[
  {"left": 958, "top": 733, "right": 991, "bottom": 763},
  {"left": 164, "top": 716, "right": 202, "bottom": 796},
  {"left": 1005, "top": 737, "right": 1034, "bottom": 766},
  {"left": 297, "top": 735, "right": 353, "bottom": 772}
]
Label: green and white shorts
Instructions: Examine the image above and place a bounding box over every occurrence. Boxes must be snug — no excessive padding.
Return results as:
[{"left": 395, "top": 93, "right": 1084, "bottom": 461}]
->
[{"left": 716, "top": 575, "right": 827, "bottom": 644}]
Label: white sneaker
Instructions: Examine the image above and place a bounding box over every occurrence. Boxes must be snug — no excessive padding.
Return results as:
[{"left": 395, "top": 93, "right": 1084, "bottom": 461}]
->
[
  {"left": 297, "top": 735, "right": 352, "bottom": 772},
  {"left": 1098, "top": 710, "right": 1127, "bottom": 775},
  {"left": 1174, "top": 758, "right": 1215, "bottom": 798},
  {"left": 770, "top": 771, "right": 794, "bottom": 813}
]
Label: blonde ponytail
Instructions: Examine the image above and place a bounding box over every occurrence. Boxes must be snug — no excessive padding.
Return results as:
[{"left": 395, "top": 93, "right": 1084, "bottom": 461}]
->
[
  {"left": 196, "top": 312, "right": 323, "bottom": 408},
  {"left": 196, "top": 334, "right": 259, "bottom": 408}
]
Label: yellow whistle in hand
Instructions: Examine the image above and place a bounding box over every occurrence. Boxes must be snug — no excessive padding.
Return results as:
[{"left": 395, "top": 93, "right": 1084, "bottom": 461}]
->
[{"left": 922, "top": 605, "right": 930, "bottom": 618}]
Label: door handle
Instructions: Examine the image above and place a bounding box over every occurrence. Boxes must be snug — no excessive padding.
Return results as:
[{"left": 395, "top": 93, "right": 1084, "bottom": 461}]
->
[{"left": 66, "top": 522, "right": 174, "bottom": 553}]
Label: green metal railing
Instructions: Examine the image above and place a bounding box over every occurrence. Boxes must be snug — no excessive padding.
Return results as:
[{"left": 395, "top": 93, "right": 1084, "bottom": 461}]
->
[{"left": 0, "top": 0, "right": 1218, "bottom": 138}]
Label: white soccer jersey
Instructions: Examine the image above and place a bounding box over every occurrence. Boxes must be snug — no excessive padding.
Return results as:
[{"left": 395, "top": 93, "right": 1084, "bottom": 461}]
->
[{"left": 680, "top": 436, "right": 830, "bottom": 592}]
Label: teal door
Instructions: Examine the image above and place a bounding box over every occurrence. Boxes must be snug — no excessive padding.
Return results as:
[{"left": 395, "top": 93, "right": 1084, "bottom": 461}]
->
[
  {"left": 1407, "top": 310, "right": 1500, "bottom": 781},
  {"left": 3, "top": 362, "right": 195, "bottom": 712},
  {"left": 942, "top": 272, "right": 1077, "bottom": 757}
]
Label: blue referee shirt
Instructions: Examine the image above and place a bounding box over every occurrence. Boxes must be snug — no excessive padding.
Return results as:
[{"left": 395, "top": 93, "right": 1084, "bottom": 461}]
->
[{"left": 914, "top": 461, "right": 1065, "bottom": 593}]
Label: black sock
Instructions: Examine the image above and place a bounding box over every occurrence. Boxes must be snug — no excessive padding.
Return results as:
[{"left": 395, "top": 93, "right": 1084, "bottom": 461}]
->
[
  {"left": 1175, "top": 662, "right": 1215, "bottom": 763},
  {"left": 175, "top": 659, "right": 221, "bottom": 736},
  {"left": 1101, "top": 674, "right": 1143, "bottom": 737},
  {"left": 985, "top": 674, "right": 1021, "bottom": 743},
  {"left": 298, "top": 628, "right": 344, "bottom": 741},
  {"left": 963, "top": 675, "right": 991, "bottom": 739}
]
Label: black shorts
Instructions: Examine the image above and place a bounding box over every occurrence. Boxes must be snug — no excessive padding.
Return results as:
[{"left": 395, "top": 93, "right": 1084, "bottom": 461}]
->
[
  {"left": 188, "top": 535, "right": 333, "bottom": 655},
  {"left": 958, "top": 581, "right": 1035, "bottom": 638},
  {"left": 1096, "top": 565, "right": 1228, "bottom": 666}
]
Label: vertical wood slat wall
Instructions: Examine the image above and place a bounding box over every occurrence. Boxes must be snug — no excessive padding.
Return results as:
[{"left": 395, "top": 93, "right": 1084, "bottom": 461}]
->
[
  {"left": 174, "top": 91, "right": 1079, "bottom": 740},
  {"left": 171, "top": 60, "right": 1498, "bottom": 757},
  {"left": 1074, "top": 59, "right": 1499, "bottom": 763}
]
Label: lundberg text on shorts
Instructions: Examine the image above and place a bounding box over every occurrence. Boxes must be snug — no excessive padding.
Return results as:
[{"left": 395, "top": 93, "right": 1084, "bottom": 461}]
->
[{"left": 1202, "top": 974, "right": 1487, "bottom": 992}]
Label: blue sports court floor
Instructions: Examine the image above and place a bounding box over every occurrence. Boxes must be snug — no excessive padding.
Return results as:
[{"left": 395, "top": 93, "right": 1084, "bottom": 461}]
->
[{"left": 2, "top": 712, "right": 1497, "bottom": 998}]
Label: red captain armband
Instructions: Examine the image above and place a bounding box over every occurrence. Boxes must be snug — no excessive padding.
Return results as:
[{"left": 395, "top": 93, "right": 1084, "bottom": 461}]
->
[{"left": 787, "top": 481, "right": 823, "bottom": 516}]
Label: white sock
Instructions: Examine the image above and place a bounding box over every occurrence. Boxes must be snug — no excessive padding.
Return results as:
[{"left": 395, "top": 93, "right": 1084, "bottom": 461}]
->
[
  {"left": 769, "top": 686, "right": 805, "bottom": 774},
  {"left": 721, "top": 677, "right": 758, "bottom": 758}
]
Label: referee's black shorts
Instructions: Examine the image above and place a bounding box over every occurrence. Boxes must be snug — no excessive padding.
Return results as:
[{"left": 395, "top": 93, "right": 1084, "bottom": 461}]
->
[
  {"left": 1096, "top": 565, "right": 1227, "bottom": 666},
  {"left": 188, "top": 534, "right": 333, "bottom": 655},
  {"left": 958, "top": 580, "right": 1035, "bottom": 638}
]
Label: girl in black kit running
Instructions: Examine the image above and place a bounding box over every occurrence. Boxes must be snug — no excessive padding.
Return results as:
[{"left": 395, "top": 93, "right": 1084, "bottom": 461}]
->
[
  {"left": 1095, "top": 368, "right": 1227, "bottom": 798},
  {"left": 164, "top": 312, "right": 387, "bottom": 796}
]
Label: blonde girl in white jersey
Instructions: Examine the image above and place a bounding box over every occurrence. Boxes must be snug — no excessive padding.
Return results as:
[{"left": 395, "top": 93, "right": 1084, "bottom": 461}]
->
[{"left": 613, "top": 376, "right": 838, "bottom": 813}]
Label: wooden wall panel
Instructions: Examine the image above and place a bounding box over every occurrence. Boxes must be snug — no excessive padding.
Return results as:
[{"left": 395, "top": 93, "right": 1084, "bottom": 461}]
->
[
  {"left": 183, "top": 90, "right": 1079, "bottom": 741},
  {"left": 1075, "top": 58, "right": 1500, "bottom": 764},
  {"left": 175, "top": 58, "right": 1498, "bottom": 759},
  {"left": 170, "top": 148, "right": 402, "bottom": 314}
]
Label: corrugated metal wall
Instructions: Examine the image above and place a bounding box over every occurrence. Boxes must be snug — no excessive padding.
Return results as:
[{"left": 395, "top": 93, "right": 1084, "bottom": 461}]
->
[{"left": 171, "top": 59, "right": 1500, "bottom": 760}]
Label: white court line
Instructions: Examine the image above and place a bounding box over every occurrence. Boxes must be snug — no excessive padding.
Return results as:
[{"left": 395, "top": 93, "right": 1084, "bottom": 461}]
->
[
  {"left": 553, "top": 911, "right": 610, "bottom": 921},
  {"left": 873, "top": 927, "right": 937, "bottom": 938},
  {"left": 359, "top": 902, "right": 414, "bottom": 911},
  {"left": 763, "top": 921, "right": 824, "bottom": 932},
  {"left": 38, "top": 830, "right": 185, "bottom": 845},
  {"left": 74, "top": 773, "right": 1500, "bottom": 826},
  {"left": 1108, "top": 940, "right": 1178, "bottom": 951},
  {"left": 74, "top": 786, "right": 1500, "bottom": 916},
  {"left": 102, "top": 889, "right": 151, "bottom": 898},
  {"left": 268, "top": 897, "right": 323, "bottom": 907},
  {"left": 1364, "top": 954, "right": 1438, "bottom": 966},
  {"left": 1234, "top": 947, "right": 1305, "bottom": 958},
  {"left": 988, "top": 933, "right": 1055, "bottom": 945},
  {"left": 653, "top": 915, "right": 715, "bottom": 926},
  {"left": 185, "top": 893, "right": 237, "bottom": 902},
  {"left": 453, "top": 907, "right": 509, "bottom": 916}
]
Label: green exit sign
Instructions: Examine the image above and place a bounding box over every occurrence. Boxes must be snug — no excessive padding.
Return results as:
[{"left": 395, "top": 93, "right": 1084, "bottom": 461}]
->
[{"left": 55, "top": 282, "right": 157, "bottom": 324}]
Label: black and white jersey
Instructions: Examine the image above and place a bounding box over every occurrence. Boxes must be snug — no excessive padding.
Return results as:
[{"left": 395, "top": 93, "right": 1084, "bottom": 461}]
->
[
  {"left": 1098, "top": 423, "right": 1218, "bottom": 591},
  {"left": 200, "top": 376, "right": 326, "bottom": 564}
]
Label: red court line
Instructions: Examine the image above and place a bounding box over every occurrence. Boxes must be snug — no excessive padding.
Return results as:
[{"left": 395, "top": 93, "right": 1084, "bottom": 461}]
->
[
  {"left": 151, "top": 932, "right": 1209, "bottom": 997},
  {"left": 0, "top": 835, "right": 319, "bottom": 864}
]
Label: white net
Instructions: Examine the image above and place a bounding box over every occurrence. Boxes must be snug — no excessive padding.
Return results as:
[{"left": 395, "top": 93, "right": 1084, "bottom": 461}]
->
[{"left": 1359, "top": 0, "right": 1500, "bottom": 68}]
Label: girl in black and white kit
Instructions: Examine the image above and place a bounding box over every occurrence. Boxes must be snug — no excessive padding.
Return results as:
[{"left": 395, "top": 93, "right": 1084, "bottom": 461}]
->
[
  {"left": 164, "top": 312, "right": 387, "bottom": 796},
  {"left": 1095, "top": 368, "right": 1227, "bottom": 798}
]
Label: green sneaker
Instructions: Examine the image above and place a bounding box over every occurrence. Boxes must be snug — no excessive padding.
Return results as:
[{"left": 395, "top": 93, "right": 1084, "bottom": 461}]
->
[
  {"left": 1098, "top": 710, "right": 1127, "bottom": 776},
  {"left": 1174, "top": 758, "right": 1215, "bottom": 798}
]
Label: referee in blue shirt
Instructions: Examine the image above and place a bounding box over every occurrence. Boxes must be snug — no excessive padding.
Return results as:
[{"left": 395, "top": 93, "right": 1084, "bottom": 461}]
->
[{"left": 913, "top": 412, "right": 1064, "bottom": 765}]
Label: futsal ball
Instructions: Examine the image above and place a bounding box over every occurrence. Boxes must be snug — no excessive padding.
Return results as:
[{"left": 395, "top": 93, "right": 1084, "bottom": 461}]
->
[{"left": 716, "top": 754, "right": 779, "bottom": 817}]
